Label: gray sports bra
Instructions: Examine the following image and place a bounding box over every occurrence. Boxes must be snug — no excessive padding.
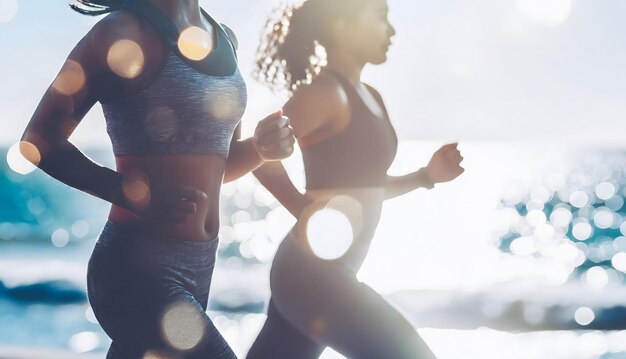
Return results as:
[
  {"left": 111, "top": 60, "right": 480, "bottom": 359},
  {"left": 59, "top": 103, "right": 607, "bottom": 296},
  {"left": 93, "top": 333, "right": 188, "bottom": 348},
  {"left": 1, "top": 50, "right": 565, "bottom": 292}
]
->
[{"left": 102, "top": 0, "right": 247, "bottom": 157}]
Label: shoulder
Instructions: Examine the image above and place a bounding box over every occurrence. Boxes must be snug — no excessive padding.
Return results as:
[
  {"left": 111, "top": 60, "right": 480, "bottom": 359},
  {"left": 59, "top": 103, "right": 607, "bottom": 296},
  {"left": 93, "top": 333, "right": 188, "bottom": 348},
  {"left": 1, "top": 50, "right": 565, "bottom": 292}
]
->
[
  {"left": 289, "top": 71, "right": 349, "bottom": 113},
  {"left": 290, "top": 71, "right": 350, "bottom": 117},
  {"left": 72, "top": 10, "right": 167, "bottom": 101},
  {"left": 220, "top": 23, "right": 239, "bottom": 50},
  {"left": 283, "top": 71, "right": 351, "bottom": 138},
  {"left": 88, "top": 10, "right": 153, "bottom": 52}
]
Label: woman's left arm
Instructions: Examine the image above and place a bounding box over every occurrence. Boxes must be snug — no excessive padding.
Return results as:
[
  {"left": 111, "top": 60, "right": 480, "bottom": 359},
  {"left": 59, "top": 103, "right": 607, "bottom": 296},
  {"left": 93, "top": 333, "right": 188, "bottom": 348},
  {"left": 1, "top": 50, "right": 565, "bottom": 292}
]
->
[
  {"left": 223, "top": 111, "right": 296, "bottom": 183},
  {"left": 384, "top": 143, "right": 465, "bottom": 200}
]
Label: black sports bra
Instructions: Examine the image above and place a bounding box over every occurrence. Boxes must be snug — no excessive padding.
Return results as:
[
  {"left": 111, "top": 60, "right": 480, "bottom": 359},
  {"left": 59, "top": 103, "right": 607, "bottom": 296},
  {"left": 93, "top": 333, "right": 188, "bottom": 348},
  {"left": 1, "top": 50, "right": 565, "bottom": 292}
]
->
[{"left": 303, "top": 70, "right": 398, "bottom": 189}]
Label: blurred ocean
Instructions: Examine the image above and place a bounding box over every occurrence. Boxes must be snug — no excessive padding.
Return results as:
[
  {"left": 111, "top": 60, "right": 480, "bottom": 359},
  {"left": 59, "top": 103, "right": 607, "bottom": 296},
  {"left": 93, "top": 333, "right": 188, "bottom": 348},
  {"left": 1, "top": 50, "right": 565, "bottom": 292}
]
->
[{"left": 1, "top": 141, "right": 626, "bottom": 359}]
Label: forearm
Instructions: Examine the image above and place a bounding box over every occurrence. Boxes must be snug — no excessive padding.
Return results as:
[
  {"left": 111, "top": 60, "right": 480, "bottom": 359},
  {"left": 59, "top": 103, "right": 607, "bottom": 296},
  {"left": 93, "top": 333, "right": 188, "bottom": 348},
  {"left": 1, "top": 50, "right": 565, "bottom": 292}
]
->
[
  {"left": 253, "top": 162, "right": 311, "bottom": 218},
  {"left": 223, "top": 138, "right": 264, "bottom": 183},
  {"left": 23, "top": 135, "right": 131, "bottom": 209},
  {"left": 384, "top": 167, "right": 434, "bottom": 200}
]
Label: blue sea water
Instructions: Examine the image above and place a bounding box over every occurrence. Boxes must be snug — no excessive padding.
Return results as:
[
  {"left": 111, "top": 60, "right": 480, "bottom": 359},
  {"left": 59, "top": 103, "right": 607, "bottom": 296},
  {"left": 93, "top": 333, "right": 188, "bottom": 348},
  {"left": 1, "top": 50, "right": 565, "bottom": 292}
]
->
[{"left": 1, "top": 144, "right": 626, "bottom": 358}]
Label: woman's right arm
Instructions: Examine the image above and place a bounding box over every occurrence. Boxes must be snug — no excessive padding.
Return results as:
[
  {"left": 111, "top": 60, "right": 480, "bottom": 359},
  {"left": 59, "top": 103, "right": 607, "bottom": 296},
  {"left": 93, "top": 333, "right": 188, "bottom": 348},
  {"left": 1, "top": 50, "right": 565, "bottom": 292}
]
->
[
  {"left": 253, "top": 74, "right": 349, "bottom": 218},
  {"left": 20, "top": 16, "right": 137, "bottom": 208},
  {"left": 253, "top": 161, "right": 311, "bottom": 218}
]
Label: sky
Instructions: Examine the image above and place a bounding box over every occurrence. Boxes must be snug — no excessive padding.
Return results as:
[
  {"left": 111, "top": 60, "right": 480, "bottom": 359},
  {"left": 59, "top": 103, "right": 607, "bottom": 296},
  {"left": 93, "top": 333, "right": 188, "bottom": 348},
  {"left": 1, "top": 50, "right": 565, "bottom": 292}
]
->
[{"left": 0, "top": 0, "right": 625, "bottom": 148}]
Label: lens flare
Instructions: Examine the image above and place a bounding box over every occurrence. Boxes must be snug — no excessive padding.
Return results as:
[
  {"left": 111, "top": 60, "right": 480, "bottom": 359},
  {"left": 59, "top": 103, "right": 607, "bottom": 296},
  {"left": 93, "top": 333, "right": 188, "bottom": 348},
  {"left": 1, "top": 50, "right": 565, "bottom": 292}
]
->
[
  {"left": 107, "top": 39, "right": 145, "bottom": 79},
  {"left": 71, "top": 220, "right": 90, "bottom": 238},
  {"left": 574, "top": 306, "right": 595, "bottom": 326},
  {"left": 569, "top": 191, "right": 589, "bottom": 208},
  {"left": 305, "top": 208, "right": 353, "bottom": 260},
  {"left": 612, "top": 252, "right": 626, "bottom": 273},
  {"left": 510, "top": 236, "right": 537, "bottom": 256},
  {"left": 298, "top": 195, "right": 363, "bottom": 260},
  {"left": 51, "top": 228, "right": 70, "bottom": 248},
  {"left": 122, "top": 170, "right": 150, "bottom": 210},
  {"left": 178, "top": 26, "right": 213, "bottom": 61},
  {"left": 68, "top": 331, "right": 100, "bottom": 353},
  {"left": 143, "top": 350, "right": 174, "bottom": 359},
  {"left": 311, "top": 318, "right": 326, "bottom": 334},
  {"left": 572, "top": 221, "right": 593, "bottom": 241},
  {"left": 593, "top": 208, "right": 615, "bottom": 229},
  {"left": 144, "top": 107, "right": 179, "bottom": 143},
  {"left": 7, "top": 141, "right": 39, "bottom": 175},
  {"left": 326, "top": 195, "right": 364, "bottom": 237},
  {"left": 161, "top": 301, "right": 205, "bottom": 351},
  {"left": 550, "top": 207, "right": 573, "bottom": 228},
  {"left": 52, "top": 60, "right": 86, "bottom": 96},
  {"left": 596, "top": 182, "right": 617, "bottom": 200},
  {"left": 205, "top": 83, "right": 246, "bottom": 120},
  {"left": 584, "top": 266, "right": 609, "bottom": 290}
]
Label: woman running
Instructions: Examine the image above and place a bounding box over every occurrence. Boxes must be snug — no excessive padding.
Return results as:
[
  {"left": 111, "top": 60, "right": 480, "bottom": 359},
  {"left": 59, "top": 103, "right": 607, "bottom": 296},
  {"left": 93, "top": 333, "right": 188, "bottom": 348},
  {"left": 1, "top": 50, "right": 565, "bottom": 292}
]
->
[
  {"left": 247, "top": 0, "right": 464, "bottom": 358},
  {"left": 20, "top": 0, "right": 295, "bottom": 357}
]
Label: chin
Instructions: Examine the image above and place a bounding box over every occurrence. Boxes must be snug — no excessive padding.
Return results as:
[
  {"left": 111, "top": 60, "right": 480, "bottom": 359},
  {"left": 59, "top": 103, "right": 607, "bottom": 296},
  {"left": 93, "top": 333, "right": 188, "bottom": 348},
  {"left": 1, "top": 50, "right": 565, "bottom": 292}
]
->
[{"left": 370, "top": 54, "right": 388, "bottom": 65}]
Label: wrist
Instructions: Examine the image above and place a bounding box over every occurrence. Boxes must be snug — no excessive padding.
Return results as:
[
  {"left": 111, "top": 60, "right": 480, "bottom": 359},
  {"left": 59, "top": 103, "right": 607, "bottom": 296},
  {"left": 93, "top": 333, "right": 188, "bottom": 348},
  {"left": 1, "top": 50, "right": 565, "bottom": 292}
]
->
[
  {"left": 249, "top": 137, "right": 266, "bottom": 165},
  {"left": 418, "top": 167, "right": 435, "bottom": 189}
]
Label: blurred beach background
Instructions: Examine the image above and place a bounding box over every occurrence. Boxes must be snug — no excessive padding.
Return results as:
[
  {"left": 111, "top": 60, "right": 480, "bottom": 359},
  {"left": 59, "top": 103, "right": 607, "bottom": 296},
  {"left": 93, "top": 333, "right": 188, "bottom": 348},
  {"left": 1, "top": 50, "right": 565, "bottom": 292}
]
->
[{"left": 1, "top": 0, "right": 625, "bottom": 358}]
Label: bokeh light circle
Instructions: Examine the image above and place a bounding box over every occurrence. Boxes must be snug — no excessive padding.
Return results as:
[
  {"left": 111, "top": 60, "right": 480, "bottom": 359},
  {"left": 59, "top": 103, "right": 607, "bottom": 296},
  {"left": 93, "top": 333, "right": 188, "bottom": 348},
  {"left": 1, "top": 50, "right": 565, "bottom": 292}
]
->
[
  {"left": 305, "top": 208, "right": 354, "bottom": 260},
  {"left": 572, "top": 221, "right": 593, "bottom": 241},
  {"left": 574, "top": 306, "right": 595, "bottom": 326},
  {"left": 7, "top": 141, "right": 39, "bottom": 175},
  {"left": 52, "top": 60, "right": 86, "bottom": 96},
  {"left": 596, "top": 182, "right": 617, "bottom": 200},
  {"left": 612, "top": 252, "right": 626, "bottom": 273},
  {"left": 161, "top": 301, "right": 205, "bottom": 351},
  {"left": 178, "top": 26, "right": 213, "bottom": 61},
  {"left": 107, "top": 39, "right": 145, "bottom": 79}
]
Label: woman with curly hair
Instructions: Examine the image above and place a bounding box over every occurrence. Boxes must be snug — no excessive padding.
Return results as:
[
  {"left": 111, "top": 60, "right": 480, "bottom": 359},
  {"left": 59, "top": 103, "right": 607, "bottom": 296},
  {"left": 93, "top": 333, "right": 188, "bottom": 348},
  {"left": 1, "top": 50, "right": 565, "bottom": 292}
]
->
[
  {"left": 247, "top": 0, "right": 464, "bottom": 357},
  {"left": 20, "top": 0, "right": 295, "bottom": 357}
]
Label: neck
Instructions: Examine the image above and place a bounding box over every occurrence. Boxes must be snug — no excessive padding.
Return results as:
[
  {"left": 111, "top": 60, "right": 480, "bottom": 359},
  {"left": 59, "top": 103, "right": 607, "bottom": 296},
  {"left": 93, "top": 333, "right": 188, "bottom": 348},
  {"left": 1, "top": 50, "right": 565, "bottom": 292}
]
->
[
  {"left": 149, "top": 0, "right": 202, "bottom": 25},
  {"left": 325, "top": 46, "right": 365, "bottom": 85}
]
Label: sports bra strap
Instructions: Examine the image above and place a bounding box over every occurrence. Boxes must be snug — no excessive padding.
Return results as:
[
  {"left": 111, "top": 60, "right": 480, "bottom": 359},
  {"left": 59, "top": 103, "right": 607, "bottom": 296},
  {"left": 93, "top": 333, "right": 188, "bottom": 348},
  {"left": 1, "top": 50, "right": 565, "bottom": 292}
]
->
[
  {"left": 323, "top": 68, "right": 389, "bottom": 121},
  {"left": 122, "top": 0, "right": 179, "bottom": 49},
  {"left": 120, "top": 0, "right": 238, "bottom": 76}
]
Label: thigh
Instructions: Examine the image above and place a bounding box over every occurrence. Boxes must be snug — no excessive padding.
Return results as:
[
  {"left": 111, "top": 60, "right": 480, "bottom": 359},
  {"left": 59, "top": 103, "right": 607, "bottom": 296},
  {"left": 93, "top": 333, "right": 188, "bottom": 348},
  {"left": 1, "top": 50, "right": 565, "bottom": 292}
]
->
[
  {"left": 274, "top": 272, "right": 436, "bottom": 359},
  {"left": 101, "top": 292, "right": 237, "bottom": 359},
  {"left": 88, "top": 249, "right": 235, "bottom": 358},
  {"left": 247, "top": 299, "right": 325, "bottom": 359}
]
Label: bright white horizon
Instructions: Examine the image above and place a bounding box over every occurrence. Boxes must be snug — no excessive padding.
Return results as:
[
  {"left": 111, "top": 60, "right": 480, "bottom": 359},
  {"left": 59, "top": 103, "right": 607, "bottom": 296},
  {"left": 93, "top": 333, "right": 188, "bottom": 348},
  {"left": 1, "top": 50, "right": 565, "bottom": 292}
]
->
[{"left": 0, "top": 0, "right": 625, "bottom": 148}]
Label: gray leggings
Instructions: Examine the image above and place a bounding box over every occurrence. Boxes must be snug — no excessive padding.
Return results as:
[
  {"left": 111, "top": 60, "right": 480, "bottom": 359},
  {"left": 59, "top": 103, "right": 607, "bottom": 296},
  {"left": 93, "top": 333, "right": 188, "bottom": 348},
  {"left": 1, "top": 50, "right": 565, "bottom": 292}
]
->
[
  {"left": 247, "top": 229, "right": 436, "bottom": 359},
  {"left": 87, "top": 221, "right": 236, "bottom": 359}
]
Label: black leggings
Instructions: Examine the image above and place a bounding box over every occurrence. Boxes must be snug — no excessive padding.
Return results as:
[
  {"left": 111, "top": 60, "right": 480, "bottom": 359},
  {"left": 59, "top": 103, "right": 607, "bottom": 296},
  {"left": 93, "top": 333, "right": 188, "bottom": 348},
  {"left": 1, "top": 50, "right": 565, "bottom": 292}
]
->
[
  {"left": 247, "top": 230, "right": 436, "bottom": 359},
  {"left": 87, "top": 221, "right": 236, "bottom": 359}
]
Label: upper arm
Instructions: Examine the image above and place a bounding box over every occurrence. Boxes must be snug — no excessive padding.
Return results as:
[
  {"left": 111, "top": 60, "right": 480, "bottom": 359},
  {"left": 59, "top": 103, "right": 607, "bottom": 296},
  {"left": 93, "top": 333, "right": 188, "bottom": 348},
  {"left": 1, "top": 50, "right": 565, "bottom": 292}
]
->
[
  {"left": 283, "top": 74, "right": 350, "bottom": 149},
  {"left": 22, "top": 11, "right": 163, "bottom": 148},
  {"left": 21, "top": 30, "right": 103, "bottom": 150}
]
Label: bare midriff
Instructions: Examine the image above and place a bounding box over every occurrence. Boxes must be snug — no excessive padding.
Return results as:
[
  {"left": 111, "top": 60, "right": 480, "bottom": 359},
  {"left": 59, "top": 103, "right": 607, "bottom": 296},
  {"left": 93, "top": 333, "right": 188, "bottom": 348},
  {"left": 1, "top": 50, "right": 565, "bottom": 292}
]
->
[{"left": 108, "top": 154, "right": 227, "bottom": 242}]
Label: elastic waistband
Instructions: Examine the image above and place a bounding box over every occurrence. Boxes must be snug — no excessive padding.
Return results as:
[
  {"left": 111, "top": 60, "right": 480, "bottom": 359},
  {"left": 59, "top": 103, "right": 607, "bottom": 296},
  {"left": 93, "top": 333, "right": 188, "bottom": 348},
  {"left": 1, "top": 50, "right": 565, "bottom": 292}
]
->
[{"left": 96, "top": 220, "right": 219, "bottom": 258}]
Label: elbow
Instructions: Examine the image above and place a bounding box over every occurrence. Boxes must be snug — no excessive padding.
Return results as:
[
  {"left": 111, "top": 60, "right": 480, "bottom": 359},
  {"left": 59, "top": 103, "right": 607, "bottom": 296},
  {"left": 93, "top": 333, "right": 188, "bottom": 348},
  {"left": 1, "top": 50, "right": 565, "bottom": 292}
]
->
[
  {"left": 19, "top": 132, "right": 66, "bottom": 168},
  {"left": 18, "top": 132, "right": 47, "bottom": 167}
]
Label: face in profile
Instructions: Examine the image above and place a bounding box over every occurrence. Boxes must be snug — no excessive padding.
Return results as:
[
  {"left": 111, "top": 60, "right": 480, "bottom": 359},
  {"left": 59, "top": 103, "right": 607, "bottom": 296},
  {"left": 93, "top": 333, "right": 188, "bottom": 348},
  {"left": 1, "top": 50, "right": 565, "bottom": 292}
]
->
[{"left": 340, "top": 0, "right": 396, "bottom": 65}]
